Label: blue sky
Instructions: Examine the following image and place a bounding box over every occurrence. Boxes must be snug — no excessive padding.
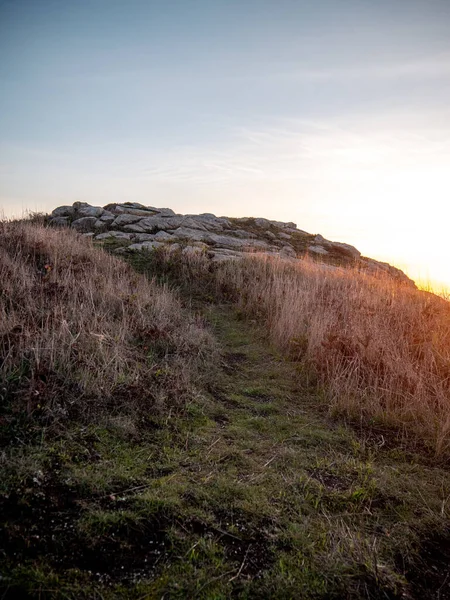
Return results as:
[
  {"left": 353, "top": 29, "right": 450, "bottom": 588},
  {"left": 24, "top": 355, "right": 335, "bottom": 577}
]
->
[{"left": 1, "top": 0, "right": 450, "bottom": 286}]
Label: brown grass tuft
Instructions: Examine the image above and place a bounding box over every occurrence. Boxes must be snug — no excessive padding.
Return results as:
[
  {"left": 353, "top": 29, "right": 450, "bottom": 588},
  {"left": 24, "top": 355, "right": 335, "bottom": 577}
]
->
[
  {"left": 0, "top": 220, "right": 215, "bottom": 424},
  {"left": 212, "top": 255, "right": 450, "bottom": 455}
]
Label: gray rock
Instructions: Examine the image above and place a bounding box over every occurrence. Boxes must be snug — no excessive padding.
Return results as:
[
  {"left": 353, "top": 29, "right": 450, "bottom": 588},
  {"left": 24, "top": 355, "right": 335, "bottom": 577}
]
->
[
  {"left": 185, "top": 214, "right": 228, "bottom": 231},
  {"left": 280, "top": 245, "right": 296, "bottom": 258},
  {"left": 109, "top": 206, "right": 159, "bottom": 217},
  {"left": 113, "top": 205, "right": 175, "bottom": 217},
  {"left": 207, "top": 233, "right": 271, "bottom": 250},
  {"left": 113, "top": 214, "right": 143, "bottom": 226},
  {"left": 278, "top": 232, "right": 292, "bottom": 240},
  {"left": 230, "top": 230, "right": 257, "bottom": 239},
  {"left": 171, "top": 227, "right": 209, "bottom": 242},
  {"left": 99, "top": 212, "right": 115, "bottom": 223},
  {"left": 134, "top": 233, "right": 157, "bottom": 242},
  {"left": 95, "top": 231, "right": 133, "bottom": 240},
  {"left": 287, "top": 227, "right": 308, "bottom": 235},
  {"left": 123, "top": 224, "right": 146, "bottom": 233},
  {"left": 52, "top": 206, "right": 75, "bottom": 218},
  {"left": 327, "top": 241, "right": 361, "bottom": 259},
  {"left": 78, "top": 206, "right": 104, "bottom": 218},
  {"left": 71, "top": 217, "right": 97, "bottom": 232},
  {"left": 308, "top": 245, "right": 328, "bottom": 255},
  {"left": 311, "top": 234, "right": 360, "bottom": 259},
  {"left": 154, "top": 230, "right": 173, "bottom": 241},
  {"left": 138, "top": 217, "right": 166, "bottom": 232},
  {"left": 270, "top": 220, "right": 297, "bottom": 229},
  {"left": 94, "top": 219, "right": 109, "bottom": 230},
  {"left": 153, "top": 207, "right": 176, "bottom": 217},
  {"left": 117, "top": 202, "right": 148, "bottom": 210},
  {"left": 185, "top": 217, "right": 210, "bottom": 230},
  {"left": 72, "top": 202, "right": 90, "bottom": 211},
  {"left": 50, "top": 216, "right": 70, "bottom": 227},
  {"left": 127, "top": 241, "right": 163, "bottom": 252},
  {"left": 254, "top": 218, "right": 271, "bottom": 229},
  {"left": 139, "top": 216, "right": 184, "bottom": 232}
]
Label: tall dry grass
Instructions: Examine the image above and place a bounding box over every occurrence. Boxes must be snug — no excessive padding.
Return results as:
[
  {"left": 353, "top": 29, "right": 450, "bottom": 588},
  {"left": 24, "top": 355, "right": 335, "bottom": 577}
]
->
[
  {"left": 0, "top": 220, "right": 215, "bottom": 422},
  {"left": 214, "top": 255, "right": 450, "bottom": 455}
]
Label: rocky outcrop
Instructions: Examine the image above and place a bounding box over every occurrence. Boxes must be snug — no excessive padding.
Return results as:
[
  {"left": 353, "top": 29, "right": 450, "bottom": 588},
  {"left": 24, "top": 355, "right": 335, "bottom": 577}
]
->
[{"left": 49, "top": 202, "right": 416, "bottom": 287}]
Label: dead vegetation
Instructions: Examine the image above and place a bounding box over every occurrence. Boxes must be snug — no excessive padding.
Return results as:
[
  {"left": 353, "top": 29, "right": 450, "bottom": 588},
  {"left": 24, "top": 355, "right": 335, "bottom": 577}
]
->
[
  {"left": 211, "top": 255, "right": 450, "bottom": 456},
  {"left": 0, "top": 219, "right": 216, "bottom": 430},
  {"left": 131, "top": 246, "right": 450, "bottom": 456}
]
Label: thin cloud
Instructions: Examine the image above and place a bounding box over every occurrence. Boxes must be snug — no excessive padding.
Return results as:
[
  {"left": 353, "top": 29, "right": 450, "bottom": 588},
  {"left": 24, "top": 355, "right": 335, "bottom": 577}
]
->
[{"left": 277, "top": 52, "right": 450, "bottom": 81}]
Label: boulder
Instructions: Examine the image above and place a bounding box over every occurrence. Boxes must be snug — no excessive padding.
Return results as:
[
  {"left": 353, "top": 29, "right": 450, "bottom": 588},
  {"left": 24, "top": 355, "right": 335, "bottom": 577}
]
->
[
  {"left": 117, "top": 202, "right": 147, "bottom": 210},
  {"left": 113, "top": 214, "right": 143, "bottom": 226},
  {"left": 171, "top": 227, "right": 209, "bottom": 242},
  {"left": 280, "top": 245, "right": 296, "bottom": 258},
  {"left": 98, "top": 212, "right": 115, "bottom": 223},
  {"left": 153, "top": 207, "right": 176, "bottom": 217},
  {"left": 127, "top": 241, "right": 163, "bottom": 252},
  {"left": 178, "top": 216, "right": 208, "bottom": 230},
  {"left": 308, "top": 245, "right": 328, "bottom": 255},
  {"left": 123, "top": 224, "right": 146, "bottom": 233},
  {"left": 327, "top": 241, "right": 361, "bottom": 259},
  {"left": 71, "top": 217, "right": 97, "bottom": 232},
  {"left": 270, "top": 220, "right": 297, "bottom": 229},
  {"left": 207, "top": 233, "right": 271, "bottom": 250},
  {"left": 52, "top": 205, "right": 75, "bottom": 218},
  {"left": 185, "top": 214, "right": 229, "bottom": 231},
  {"left": 94, "top": 219, "right": 109, "bottom": 230},
  {"left": 134, "top": 233, "right": 157, "bottom": 242},
  {"left": 230, "top": 230, "right": 257, "bottom": 239},
  {"left": 139, "top": 216, "right": 184, "bottom": 232},
  {"left": 50, "top": 216, "right": 70, "bottom": 227},
  {"left": 254, "top": 218, "right": 271, "bottom": 229},
  {"left": 78, "top": 206, "right": 104, "bottom": 218},
  {"left": 72, "top": 202, "right": 90, "bottom": 211},
  {"left": 154, "top": 230, "right": 174, "bottom": 241}
]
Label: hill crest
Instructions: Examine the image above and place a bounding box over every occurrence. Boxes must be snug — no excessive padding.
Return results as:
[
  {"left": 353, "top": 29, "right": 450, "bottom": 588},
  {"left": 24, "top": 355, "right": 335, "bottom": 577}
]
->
[{"left": 49, "top": 201, "right": 415, "bottom": 286}]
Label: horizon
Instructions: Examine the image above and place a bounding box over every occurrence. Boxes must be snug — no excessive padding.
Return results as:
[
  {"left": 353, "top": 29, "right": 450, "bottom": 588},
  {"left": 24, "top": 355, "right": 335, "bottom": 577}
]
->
[{"left": 1, "top": 0, "right": 450, "bottom": 291}]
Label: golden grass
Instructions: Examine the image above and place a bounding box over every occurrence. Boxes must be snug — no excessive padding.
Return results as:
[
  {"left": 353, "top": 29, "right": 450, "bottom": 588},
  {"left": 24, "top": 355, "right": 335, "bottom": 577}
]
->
[
  {"left": 214, "top": 254, "right": 450, "bottom": 455},
  {"left": 0, "top": 220, "right": 215, "bottom": 420}
]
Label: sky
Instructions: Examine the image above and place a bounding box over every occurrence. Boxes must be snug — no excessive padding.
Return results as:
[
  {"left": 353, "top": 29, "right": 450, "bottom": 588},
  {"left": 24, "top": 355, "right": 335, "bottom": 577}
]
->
[{"left": 1, "top": 0, "right": 450, "bottom": 289}]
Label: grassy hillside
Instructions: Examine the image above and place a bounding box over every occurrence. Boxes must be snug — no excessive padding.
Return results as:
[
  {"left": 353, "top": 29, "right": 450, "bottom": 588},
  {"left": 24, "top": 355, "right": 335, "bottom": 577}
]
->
[{"left": 2, "top": 219, "right": 450, "bottom": 599}]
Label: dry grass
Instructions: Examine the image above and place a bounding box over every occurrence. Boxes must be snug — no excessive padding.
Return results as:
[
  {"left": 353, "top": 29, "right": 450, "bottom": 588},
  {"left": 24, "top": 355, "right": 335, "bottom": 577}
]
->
[
  {"left": 211, "top": 254, "right": 450, "bottom": 455},
  {"left": 0, "top": 219, "right": 215, "bottom": 423}
]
